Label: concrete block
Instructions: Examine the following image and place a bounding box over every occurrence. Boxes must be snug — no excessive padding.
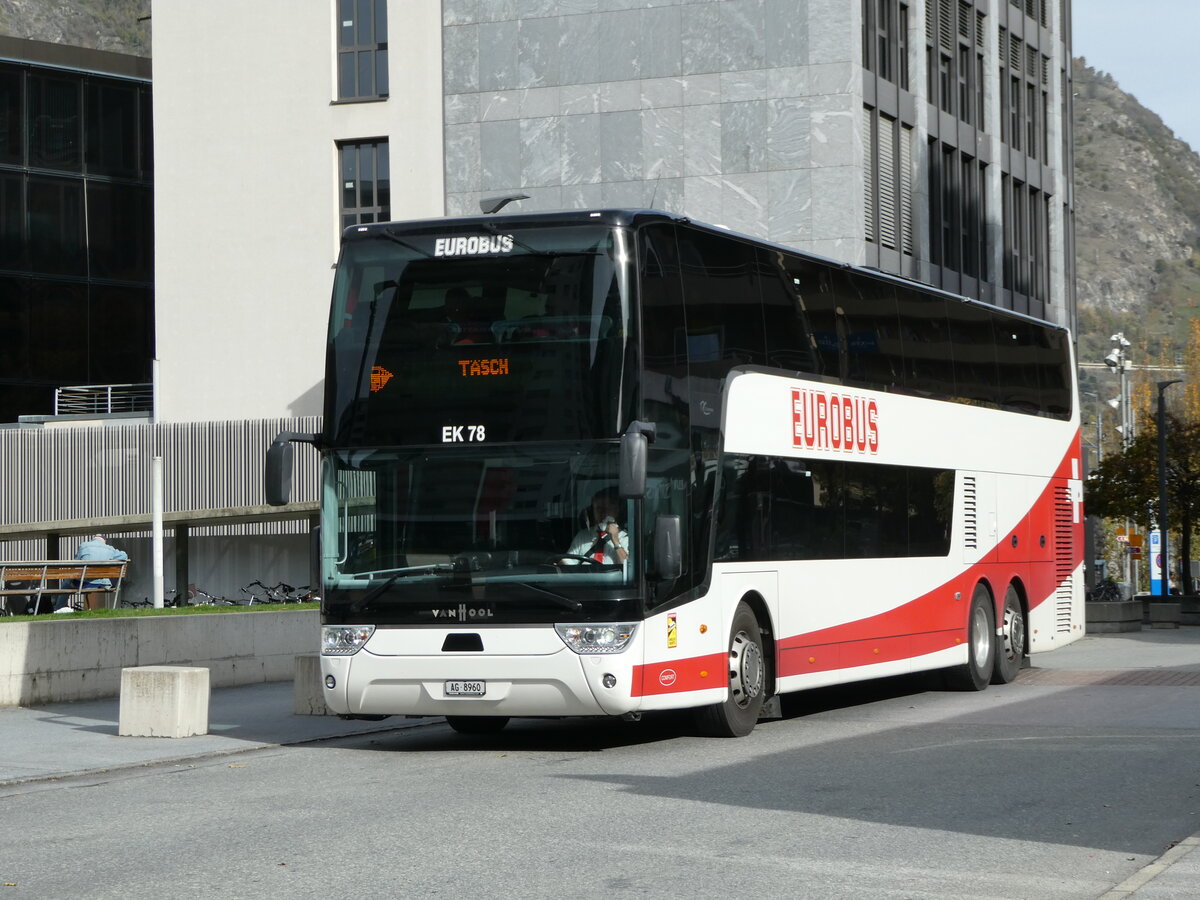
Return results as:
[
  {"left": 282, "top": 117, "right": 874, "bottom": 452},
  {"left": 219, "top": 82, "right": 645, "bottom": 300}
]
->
[
  {"left": 1085, "top": 601, "right": 1142, "bottom": 633},
  {"left": 1149, "top": 602, "right": 1182, "bottom": 630},
  {"left": 119, "top": 666, "right": 210, "bottom": 738},
  {"left": 293, "top": 654, "right": 328, "bottom": 715}
]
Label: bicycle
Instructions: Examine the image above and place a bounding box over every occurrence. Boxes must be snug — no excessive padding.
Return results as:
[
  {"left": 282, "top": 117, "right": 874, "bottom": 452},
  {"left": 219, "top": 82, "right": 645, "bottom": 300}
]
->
[
  {"left": 1091, "top": 578, "right": 1122, "bottom": 603},
  {"left": 240, "top": 580, "right": 278, "bottom": 605}
]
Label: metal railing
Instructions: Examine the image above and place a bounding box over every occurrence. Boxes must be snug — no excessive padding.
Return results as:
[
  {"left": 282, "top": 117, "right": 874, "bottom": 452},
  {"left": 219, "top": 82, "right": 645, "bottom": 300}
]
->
[{"left": 54, "top": 384, "right": 154, "bottom": 416}]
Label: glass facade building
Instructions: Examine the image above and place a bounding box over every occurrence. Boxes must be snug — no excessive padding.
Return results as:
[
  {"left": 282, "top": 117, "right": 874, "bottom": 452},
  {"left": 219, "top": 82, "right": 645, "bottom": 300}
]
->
[{"left": 0, "top": 38, "right": 153, "bottom": 424}]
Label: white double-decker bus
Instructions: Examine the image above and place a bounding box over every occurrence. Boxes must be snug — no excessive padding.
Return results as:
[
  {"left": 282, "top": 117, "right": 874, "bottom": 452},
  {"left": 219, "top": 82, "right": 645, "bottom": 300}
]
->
[{"left": 267, "top": 209, "right": 1084, "bottom": 737}]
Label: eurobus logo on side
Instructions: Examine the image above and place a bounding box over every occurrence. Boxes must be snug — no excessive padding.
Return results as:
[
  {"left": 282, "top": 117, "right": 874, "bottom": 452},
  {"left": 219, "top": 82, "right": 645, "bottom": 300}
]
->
[{"left": 791, "top": 387, "right": 879, "bottom": 454}]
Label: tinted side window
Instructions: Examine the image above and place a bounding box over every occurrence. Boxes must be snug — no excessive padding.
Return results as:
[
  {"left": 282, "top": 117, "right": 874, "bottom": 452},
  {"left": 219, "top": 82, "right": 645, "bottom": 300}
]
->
[
  {"left": 785, "top": 256, "right": 844, "bottom": 379},
  {"left": 758, "top": 248, "right": 821, "bottom": 375},
  {"left": 839, "top": 274, "right": 903, "bottom": 393},
  {"left": 995, "top": 317, "right": 1042, "bottom": 414},
  {"left": 945, "top": 298, "right": 1000, "bottom": 409},
  {"left": 638, "top": 224, "right": 688, "bottom": 449},
  {"left": 677, "top": 228, "right": 766, "bottom": 371},
  {"left": 895, "top": 287, "right": 953, "bottom": 400}
]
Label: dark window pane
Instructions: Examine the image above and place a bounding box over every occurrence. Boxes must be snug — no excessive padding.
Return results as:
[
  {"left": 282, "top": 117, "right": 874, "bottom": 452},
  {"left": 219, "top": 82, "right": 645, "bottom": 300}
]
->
[
  {"left": 139, "top": 86, "right": 153, "bottom": 176},
  {"left": 375, "top": 0, "right": 388, "bottom": 38},
  {"left": 87, "top": 182, "right": 152, "bottom": 281},
  {"left": 895, "top": 287, "right": 953, "bottom": 399},
  {"left": 0, "top": 65, "right": 22, "bottom": 165},
  {"left": 785, "top": 256, "right": 843, "bottom": 379},
  {"left": 0, "top": 276, "right": 31, "bottom": 378},
  {"left": 677, "top": 228, "right": 766, "bottom": 370},
  {"left": 839, "top": 274, "right": 902, "bottom": 392},
  {"left": 27, "top": 176, "right": 85, "bottom": 276},
  {"left": 357, "top": 0, "right": 373, "bottom": 44},
  {"left": 338, "top": 0, "right": 355, "bottom": 47},
  {"left": 357, "top": 50, "right": 374, "bottom": 98},
  {"left": 376, "top": 48, "right": 389, "bottom": 96},
  {"left": 89, "top": 284, "right": 153, "bottom": 384},
  {"left": 0, "top": 172, "right": 23, "bottom": 269},
  {"left": 86, "top": 80, "right": 138, "bottom": 177},
  {"left": 945, "top": 298, "right": 999, "bottom": 408},
  {"left": 28, "top": 280, "right": 87, "bottom": 381},
  {"left": 338, "top": 51, "right": 356, "bottom": 99},
  {"left": 759, "top": 248, "right": 820, "bottom": 374},
  {"left": 29, "top": 73, "right": 81, "bottom": 171},
  {"left": 0, "top": 382, "right": 54, "bottom": 423}
]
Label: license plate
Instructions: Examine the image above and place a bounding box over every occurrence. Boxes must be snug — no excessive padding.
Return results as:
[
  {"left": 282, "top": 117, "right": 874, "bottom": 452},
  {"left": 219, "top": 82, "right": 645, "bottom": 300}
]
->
[{"left": 444, "top": 680, "right": 485, "bottom": 697}]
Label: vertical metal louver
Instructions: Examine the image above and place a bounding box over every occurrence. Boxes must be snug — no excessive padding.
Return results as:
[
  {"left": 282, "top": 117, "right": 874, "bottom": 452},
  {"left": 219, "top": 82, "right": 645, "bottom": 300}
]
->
[
  {"left": 879, "top": 114, "right": 898, "bottom": 249},
  {"left": 1053, "top": 482, "right": 1075, "bottom": 633},
  {"left": 900, "top": 123, "right": 914, "bottom": 254},
  {"left": 957, "top": 0, "right": 971, "bottom": 38},
  {"left": 976, "top": 10, "right": 985, "bottom": 47},
  {"left": 939, "top": 0, "right": 953, "bottom": 49},
  {"left": 0, "top": 417, "right": 322, "bottom": 555},
  {"left": 1009, "top": 34, "right": 1023, "bottom": 73},
  {"left": 865, "top": 108, "right": 877, "bottom": 241},
  {"left": 962, "top": 476, "right": 978, "bottom": 551}
]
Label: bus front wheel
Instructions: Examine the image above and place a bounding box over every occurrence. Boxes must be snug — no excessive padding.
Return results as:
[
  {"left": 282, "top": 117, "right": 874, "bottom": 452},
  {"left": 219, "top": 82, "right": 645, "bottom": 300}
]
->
[
  {"left": 695, "top": 602, "right": 766, "bottom": 737},
  {"left": 945, "top": 584, "right": 995, "bottom": 691}
]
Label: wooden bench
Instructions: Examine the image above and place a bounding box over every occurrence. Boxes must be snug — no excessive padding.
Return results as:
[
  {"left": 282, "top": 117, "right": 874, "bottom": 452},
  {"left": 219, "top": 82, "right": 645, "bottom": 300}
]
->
[{"left": 0, "top": 560, "right": 129, "bottom": 615}]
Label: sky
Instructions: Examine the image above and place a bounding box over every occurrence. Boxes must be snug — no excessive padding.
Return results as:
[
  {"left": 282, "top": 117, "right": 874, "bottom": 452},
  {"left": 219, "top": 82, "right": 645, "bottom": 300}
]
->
[{"left": 1072, "top": 0, "right": 1199, "bottom": 151}]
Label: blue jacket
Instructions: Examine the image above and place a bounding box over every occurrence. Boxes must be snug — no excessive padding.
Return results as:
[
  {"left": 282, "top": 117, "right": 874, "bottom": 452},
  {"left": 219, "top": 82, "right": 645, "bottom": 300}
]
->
[{"left": 74, "top": 539, "right": 128, "bottom": 588}]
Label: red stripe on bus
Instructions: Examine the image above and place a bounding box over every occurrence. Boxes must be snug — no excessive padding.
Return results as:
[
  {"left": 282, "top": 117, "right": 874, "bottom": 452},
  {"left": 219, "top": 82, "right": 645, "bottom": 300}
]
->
[{"left": 632, "top": 652, "right": 729, "bottom": 697}]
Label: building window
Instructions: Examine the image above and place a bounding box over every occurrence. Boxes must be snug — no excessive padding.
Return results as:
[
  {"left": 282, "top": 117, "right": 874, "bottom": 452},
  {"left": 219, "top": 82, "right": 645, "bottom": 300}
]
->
[
  {"left": 337, "top": 0, "right": 388, "bottom": 101},
  {"left": 338, "top": 139, "right": 389, "bottom": 229},
  {"left": 863, "top": 0, "right": 909, "bottom": 89},
  {"left": 926, "top": 0, "right": 985, "bottom": 128},
  {"left": 865, "top": 108, "right": 913, "bottom": 255}
]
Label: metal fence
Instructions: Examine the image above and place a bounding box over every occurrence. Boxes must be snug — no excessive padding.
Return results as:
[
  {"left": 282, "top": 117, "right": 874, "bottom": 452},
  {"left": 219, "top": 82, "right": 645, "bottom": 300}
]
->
[{"left": 54, "top": 384, "right": 154, "bottom": 416}]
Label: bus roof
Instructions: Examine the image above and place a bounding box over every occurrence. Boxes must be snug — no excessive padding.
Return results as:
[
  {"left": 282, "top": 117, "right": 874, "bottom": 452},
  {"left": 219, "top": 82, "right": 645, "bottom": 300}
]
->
[{"left": 343, "top": 208, "right": 1071, "bottom": 336}]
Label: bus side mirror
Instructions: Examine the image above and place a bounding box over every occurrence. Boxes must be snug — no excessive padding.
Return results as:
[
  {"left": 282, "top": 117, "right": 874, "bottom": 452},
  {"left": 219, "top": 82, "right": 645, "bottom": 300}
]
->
[
  {"left": 619, "top": 420, "right": 656, "bottom": 499},
  {"left": 265, "top": 435, "right": 295, "bottom": 506},
  {"left": 654, "top": 515, "right": 682, "bottom": 580},
  {"left": 265, "top": 431, "right": 318, "bottom": 507}
]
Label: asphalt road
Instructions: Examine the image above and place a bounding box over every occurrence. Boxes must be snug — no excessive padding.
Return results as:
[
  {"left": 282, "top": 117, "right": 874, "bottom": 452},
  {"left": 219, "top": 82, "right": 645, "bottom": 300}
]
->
[{"left": 3, "top": 633, "right": 1200, "bottom": 899}]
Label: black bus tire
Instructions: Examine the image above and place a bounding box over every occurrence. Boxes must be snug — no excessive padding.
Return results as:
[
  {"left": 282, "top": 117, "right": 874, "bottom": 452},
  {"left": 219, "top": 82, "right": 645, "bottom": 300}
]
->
[
  {"left": 695, "top": 602, "right": 767, "bottom": 737},
  {"left": 991, "top": 584, "right": 1025, "bottom": 685},
  {"left": 945, "top": 584, "right": 995, "bottom": 692}
]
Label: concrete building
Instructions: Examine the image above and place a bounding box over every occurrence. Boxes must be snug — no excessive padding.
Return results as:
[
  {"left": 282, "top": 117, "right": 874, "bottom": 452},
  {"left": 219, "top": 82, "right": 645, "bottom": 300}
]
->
[{"left": 1, "top": 0, "right": 1076, "bottom": 601}]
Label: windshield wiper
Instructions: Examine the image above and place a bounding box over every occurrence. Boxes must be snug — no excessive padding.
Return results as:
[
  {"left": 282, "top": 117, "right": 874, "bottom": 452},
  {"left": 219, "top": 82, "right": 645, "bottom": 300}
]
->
[
  {"left": 349, "top": 564, "right": 454, "bottom": 613},
  {"left": 510, "top": 581, "right": 583, "bottom": 612}
]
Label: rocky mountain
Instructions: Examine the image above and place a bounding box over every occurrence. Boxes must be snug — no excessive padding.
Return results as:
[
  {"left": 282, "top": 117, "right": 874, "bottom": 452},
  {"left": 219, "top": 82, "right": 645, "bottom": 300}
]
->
[
  {"left": 1072, "top": 60, "right": 1200, "bottom": 368},
  {"left": 0, "top": 0, "right": 149, "bottom": 56}
]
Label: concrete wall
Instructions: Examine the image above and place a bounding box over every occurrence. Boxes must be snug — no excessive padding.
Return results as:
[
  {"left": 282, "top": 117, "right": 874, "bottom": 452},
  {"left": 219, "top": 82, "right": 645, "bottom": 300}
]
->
[
  {"left": 442, "top": 0, "right": 864, "bottom": 260},
  {"left": 0, "top": 610, "right": 319, "bottom": 707},
  {"left": 151, "top": 0, "right": 444, "bottom": 423}
]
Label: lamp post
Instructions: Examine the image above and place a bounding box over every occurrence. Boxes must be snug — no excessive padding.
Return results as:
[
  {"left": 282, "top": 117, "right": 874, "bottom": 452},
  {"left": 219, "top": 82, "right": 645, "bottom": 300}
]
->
[
  {"left": 1156, "top": 379, "right": 1182, "bottom": 598},
  {"left": 1104, "top": 333, "right": 1133, "bottom": 450},
  {"left": 1104, "top": 334, "right": 1134, "bottom": 589}
]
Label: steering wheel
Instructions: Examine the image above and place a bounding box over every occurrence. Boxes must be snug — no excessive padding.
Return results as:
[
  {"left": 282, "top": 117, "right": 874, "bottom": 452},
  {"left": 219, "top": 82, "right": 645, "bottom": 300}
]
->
[{"left": 545, "top": 553, "right": 605, "bottom": 566}]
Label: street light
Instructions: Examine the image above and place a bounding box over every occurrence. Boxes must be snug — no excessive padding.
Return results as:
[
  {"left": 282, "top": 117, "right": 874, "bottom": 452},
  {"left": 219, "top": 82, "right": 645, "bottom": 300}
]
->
[
  {"left": 1104, "top": 333, "right": 1133, "bottom": 450},
  {"left": 1156, "top": 379, "right": 1182, "bottom": 598}
]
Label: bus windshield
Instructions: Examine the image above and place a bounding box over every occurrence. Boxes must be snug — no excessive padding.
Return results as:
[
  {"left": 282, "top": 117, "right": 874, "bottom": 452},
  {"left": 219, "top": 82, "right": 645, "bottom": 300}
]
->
[
  {"left": 326, "top": 224, "right": 632, "bottom": 447},
  {"left": 321, "top": 443, "right": 639, "bottom": 622}
]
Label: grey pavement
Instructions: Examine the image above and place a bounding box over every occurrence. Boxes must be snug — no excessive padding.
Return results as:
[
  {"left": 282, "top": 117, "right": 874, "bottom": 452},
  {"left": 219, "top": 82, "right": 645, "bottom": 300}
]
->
[{"left": 3, "top": 627, "right": 1200, "bottom": 897}]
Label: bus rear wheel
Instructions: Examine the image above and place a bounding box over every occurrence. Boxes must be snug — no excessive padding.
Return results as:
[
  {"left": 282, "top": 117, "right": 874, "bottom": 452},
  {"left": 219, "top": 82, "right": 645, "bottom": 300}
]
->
[
  {"left": 695, "top": 602, "right": 766, "bottom": 737},
  {"left": 445, "top": 715, "right": 510, "bottom": 735},
  {"left": 945, "top": 584, "right": 995, "bottom": 692},
  {"left": 991, "top": 585, "right": 1025, "bottom": 684}
]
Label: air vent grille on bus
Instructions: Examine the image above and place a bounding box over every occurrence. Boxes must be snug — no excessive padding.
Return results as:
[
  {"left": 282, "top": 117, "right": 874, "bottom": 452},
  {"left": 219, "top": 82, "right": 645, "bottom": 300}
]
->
[
  {"left": 1053, "top": 483, "right": 1075, "bottom": 633},
  {"left": 962, "top": 476, "right": 978, "bottom": 551}
]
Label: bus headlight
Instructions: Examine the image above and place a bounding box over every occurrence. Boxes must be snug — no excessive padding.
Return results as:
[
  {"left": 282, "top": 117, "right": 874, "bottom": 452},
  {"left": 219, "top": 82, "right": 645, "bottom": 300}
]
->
[
  {"left": 322, "top": 625, "right": 375, "bottom": 656},
  {"left": 555, "top": 623, "right": 637, "bottom": 654}
]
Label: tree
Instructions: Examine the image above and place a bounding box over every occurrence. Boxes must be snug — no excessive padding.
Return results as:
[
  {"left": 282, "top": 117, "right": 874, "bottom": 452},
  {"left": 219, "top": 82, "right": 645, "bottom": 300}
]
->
[{"left": 1086, "top": 412, "right": 1200, "bottom": 592}]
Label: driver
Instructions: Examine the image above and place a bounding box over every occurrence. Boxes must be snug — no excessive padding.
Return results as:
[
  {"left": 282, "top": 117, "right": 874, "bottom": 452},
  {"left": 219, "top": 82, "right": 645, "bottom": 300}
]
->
[{"left": 565, "top": 487, "right": 629, "bottom": 565}]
